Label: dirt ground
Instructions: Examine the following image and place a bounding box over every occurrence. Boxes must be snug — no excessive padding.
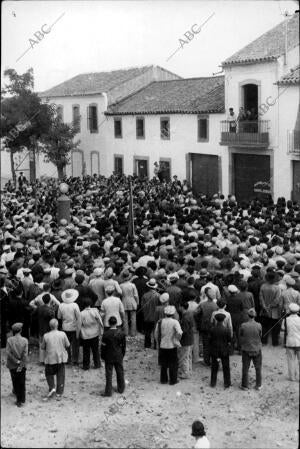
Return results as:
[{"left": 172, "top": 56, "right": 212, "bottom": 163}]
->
[{"left": 1, "top": 334, "right": 299, "bottom": 449}]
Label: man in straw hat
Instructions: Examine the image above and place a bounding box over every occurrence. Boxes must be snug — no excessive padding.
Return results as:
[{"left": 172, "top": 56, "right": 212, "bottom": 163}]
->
[
  {"left": 41, "top": 318, "right": 70, "bottom": 400},
  {"left": 141, "top": 278, "right": 160, "bottom": 348},
  {"left": 282, "top": 303, "right": 300, "bottom": 381},
  {"left": 6, "top": 322, "right": 28, "bottom": 407},
  {"left": 154, "top": 305, "right": 182, "bottom": 385},
  {"left": 57, "top": 289, "right": 81, "bottom": 365}
]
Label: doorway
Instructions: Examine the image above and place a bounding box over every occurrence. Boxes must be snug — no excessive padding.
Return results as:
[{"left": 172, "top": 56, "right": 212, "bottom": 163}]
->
[{"left": 134, "top": 158, "right": 148, "bottom": 178}]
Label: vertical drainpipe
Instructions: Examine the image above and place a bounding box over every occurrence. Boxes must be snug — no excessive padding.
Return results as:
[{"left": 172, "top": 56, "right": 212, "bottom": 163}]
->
[{"left": 101, "top": 92, "right": 108, "bottom": 176}]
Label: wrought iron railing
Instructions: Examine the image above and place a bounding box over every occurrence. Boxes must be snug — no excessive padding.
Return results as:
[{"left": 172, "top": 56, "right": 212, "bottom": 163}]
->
[{"left": 220, "top": 120, "right": 269, "bottom": 146}]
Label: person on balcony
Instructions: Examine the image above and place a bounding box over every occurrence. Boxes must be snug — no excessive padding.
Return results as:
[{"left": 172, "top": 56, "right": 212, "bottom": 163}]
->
[
  {"left": 237, "top": 107, "right": 246, "bottom": 133},
  {"left": 227, "top": 108, "right": 237, "bottom": 133}
]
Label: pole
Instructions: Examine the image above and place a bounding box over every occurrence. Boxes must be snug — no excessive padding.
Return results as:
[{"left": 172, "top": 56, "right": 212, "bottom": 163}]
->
[{"left": 128, "top": 177, "right": 134, "bottom": 239}]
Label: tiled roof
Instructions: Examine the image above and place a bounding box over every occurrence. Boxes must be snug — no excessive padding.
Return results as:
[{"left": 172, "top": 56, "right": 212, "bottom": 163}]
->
[
  {"left": 276, "top": 65, "right": 300, "bottom": 85},
  {"left": 40, "top": 65, "right": 177, "bottom": 98},
  {"left": 105, "top": 76, "right": 225, "bottom": 115},
  {"left": 222, "top": 13, "right": 299, "bottom": 66}
]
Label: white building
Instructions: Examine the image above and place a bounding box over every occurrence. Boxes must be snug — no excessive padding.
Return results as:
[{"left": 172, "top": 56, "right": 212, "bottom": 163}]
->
[
  {"left": 38, "top": 65, "right": 180, "bottom": 178},
  {"left": 104, "top": 76, "right": 226, "bottom": 196},
  {"left": 220, "top": 13, "right": 299, "bottom": 201}
]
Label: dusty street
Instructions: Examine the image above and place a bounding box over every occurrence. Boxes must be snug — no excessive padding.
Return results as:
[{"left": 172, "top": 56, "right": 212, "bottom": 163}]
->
[{"left": 1, "top": 335, "right": 299, "bottom": 449}]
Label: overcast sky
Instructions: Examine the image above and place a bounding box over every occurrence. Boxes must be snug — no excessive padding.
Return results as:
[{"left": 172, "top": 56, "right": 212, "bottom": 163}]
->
[{"left": 1, "top": 0, "right": 298, "bottom": 92}]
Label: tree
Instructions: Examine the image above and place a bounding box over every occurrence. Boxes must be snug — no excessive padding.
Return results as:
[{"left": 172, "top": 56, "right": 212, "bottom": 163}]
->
[
  {"left": 1, "top": 68, "right": 53, "bottom": 183},
  {"left": 40, "top": 114, "right": 81, "bottom": 179}
]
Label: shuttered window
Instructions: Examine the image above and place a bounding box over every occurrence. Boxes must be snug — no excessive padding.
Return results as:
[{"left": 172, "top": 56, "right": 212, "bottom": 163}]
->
[
  {"left": 114, "top": 118, "right": 122, "bottom": 138},
  {"left": 160, "top": 117, "right": 170, "bottom": 140},
  {"left": 198, "top": 115, "right": 209, "bottom": 141},
  {"left": 72, "top": 105, "right": 80, "bottom": 133},
  {"left": 136, "top": 117, "right": 145, "bottom": 139},
  {"left": 87, "top": 105, "right": 98, "bottom": 133}
]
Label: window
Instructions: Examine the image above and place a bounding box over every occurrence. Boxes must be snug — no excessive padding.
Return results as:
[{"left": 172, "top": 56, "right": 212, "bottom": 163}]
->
[
  {"left": 56, "top": 105, "right": 63, "bottom": 122},
  {"left": 114, "top": 156, "right": 123, "bottom": 175},
  {"left": 160, "top": 117, "right": 170, "bottom": 140},
  {"left": 87, "top": 104, "right": 98, "bottom": 133},
  {"left": 114, "top": 118, "right": 122, "bottom": 138},
  {"left": 136, "top": 117, "right": 145, "bottom": 139},
  {"left": 198, "top": 115, "right": 209, "bottom": 141},
  {"left": 72, "top": 105, "right": 80, "bottom": 133}
]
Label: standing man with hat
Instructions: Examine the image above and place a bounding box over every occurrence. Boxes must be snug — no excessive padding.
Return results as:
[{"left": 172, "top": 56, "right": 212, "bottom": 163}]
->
[
  {"left": 120, "top": 270, "right": 139, "bottom": 337},
  {"left": 239, "top": 308, "right": 262, "bottom": 390},
  {"left": 57, "top": 289, "right": 81, "bottom": 365},
  {"left": 154, "top": 305, "right": 183, "bottom": 385},
  {"left": 281, "top": 276, "right": 300, "bottom": 313},
  {"left": 6, "top": 322, "right": 28, "bottom": 407},
  {"left": 141, "top": 279, "right": 160, "bottom": 348},
  {"left": 209, "top": 313, "right": 232, "bottom": 389},
  {"left": 41, "top": 318, "right": 70, "bottom": 400},
  {"left": 282, "top": 303, "right": 300, "bottom": 381},
  {"left": 101, "top": 284, "right": 125, "bottom": 330},
  {"left": 259, "top": 271, "right": 282, "bottom": 346}
]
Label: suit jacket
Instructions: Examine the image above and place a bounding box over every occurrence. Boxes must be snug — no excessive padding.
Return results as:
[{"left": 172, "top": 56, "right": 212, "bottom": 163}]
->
[
  {"left": 209, "top": 325, "right": 231, "bottom": 357},
  {"left": 6, "top": 334, "right": 28, "bottom": 370},
  {"left": 101, "top": 328, "right": 126, "bottom": 363},
  {"left": 37, "top": 305, "right": 55, "bottom": 336}
]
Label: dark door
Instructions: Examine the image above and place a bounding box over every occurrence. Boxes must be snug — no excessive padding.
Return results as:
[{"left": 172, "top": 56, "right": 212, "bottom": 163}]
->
[
  {"left": 159, "top": 160, "right": 171, "bottom": 182},
  {"left": 292, "top": 161, "right": 300, "bottom": 202},
  {"left": 136, "top": 159, "right": 148, "bottom": 178},
  {"left": 191, "top": 154, "right": 219, "bottom": 196},
  {"left": 233, "top": 153, "right": 271, "bottom": 202},
  {"left": 114, "top": 156, "right": 123, "bottom": 175}
]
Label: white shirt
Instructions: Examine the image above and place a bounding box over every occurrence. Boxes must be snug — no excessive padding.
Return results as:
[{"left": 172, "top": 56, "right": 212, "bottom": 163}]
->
[{"left": 194, "top": 436, "right": 210, "bottom": 448}]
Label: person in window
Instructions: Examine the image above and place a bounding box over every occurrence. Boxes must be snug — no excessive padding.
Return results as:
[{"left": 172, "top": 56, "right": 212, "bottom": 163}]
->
[
  {"left": 227, "top": 108, "right": 237, "bottom": 133},
  {"left": 237, "top": 107, "right": 246, "bottom": 133}
]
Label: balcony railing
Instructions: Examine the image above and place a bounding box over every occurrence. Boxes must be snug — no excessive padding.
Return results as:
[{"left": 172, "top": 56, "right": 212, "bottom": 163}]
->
[
  {"left": 287, "top": 130, "right": 300, "bottom": 155},
  {"left": 220, "top": 120, "right": 269, "bottom": 147}
]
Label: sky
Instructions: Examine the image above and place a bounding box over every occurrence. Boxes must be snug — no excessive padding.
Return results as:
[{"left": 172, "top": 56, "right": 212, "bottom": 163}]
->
[{"left": 1, "top": 0, "right": 298, "bottom": 93}]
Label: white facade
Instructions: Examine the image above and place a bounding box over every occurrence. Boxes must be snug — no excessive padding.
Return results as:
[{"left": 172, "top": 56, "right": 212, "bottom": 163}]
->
[
  {"left": 222, "top": 45, "right": 299, "bottom": 201},
  {"left": 105, "top": 112, "right": 227, "bottom": 193}
]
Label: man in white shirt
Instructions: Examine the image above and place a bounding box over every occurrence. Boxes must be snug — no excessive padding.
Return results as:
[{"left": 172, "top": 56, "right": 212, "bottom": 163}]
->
[
  {"left": 57, "top": 289, "right": 81, "bottom": 365},
  {"left": 101, "top": 285, "right": 125, "bottom": 329}
]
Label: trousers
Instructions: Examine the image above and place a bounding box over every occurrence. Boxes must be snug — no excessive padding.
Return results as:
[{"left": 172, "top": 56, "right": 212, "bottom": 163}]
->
[
  {"left": 210, "top": 355, "right": 231, "bottom": 387},
  {"left": 104, "top": 361, "right": 125, "bottom": 396},
  {"left": 144, "top": 321, "right": 155, "bottom": 348},
  {"left": 286, "top": 347, "right": 300, "bottom": 381},
  {"left": 65, "top": 331, "right": 79, "bottom": 363},
  {"left": 10, "top": 368, "right": 26, "bottom": 403},
  {"left": 159, "top": 348, "right": 178, "bottom": 385},
  {"left": 123, "top": 310, "right": 137, "bottom": 337},
  {"left": 192, "top": 331, "right": 200, "bottom": 363},
  {"left": 82, "top": 336, "right": 100, "bottom": 369},
  {"left": 45, "top": 363, "right": 65, "bottom": 395},
  {"left": 241, "top": 350, "right": 262, "bottom": 388},
  {"left": 261, "top": 316, "right": 281, "bottom": 346},
  {"left": 178, "top": 345, "right": 193, "bottom": 378},
  {"left": 201, "top": 331, "right": 210, "bottom": 365}
]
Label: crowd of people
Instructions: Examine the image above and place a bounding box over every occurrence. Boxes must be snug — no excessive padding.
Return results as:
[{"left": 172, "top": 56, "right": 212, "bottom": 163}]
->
[{"left": 1, "top": 172, "right": 300, "bottom": 442}]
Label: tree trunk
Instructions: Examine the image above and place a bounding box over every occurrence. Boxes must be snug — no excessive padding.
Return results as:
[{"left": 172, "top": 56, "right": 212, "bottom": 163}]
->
[
  {"left": 57, "top": 164, "right": 65, "bottom": 180},
  {"left": 9, "top": 149, "right": 16, "bottom": 185}
]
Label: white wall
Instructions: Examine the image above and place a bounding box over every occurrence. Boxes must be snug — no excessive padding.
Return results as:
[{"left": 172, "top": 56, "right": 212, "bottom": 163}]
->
[
  {"left": 104, "top": 112, "right": 228, "bottom": 194},
  {"left": 223, "top": 45, "right": 299, "bottom": 201}
]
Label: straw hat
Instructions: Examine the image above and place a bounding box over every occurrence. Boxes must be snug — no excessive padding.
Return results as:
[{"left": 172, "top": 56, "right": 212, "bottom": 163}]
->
[{"left": 61, "top": 289, "right": 79, "bottom": 304}]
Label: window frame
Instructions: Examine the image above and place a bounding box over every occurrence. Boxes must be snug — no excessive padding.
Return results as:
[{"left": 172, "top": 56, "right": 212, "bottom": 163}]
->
[
  {"left": 87, "top": 104, "right": 98, "bottom": 133},
  {"left": 197, "top": 114, "right": 209, "bottom": 142},
  {"left": 160, "top": 116, "right": 170, "bottom": 140},
  {"left": 114, "top": 117, "right": 123, "bottom": 139},
  {"left": 136, "top": 116, "right": 145, "bottom": 139},
  {"left": 72, "top": 104, "right": 81, "bottom": 133},
  {"left": 114, "top": 154, "right": 124, "bottom": 176}
]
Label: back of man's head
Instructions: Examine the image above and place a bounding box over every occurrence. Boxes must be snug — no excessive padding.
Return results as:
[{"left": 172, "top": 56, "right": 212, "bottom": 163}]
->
[{"left": 42, "top": 293, "right": 51, "bottom": 304}]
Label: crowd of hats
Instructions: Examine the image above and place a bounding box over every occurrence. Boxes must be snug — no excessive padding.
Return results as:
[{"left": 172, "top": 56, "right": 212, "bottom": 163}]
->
[{"left": 1, "top": 174, "right": 300, "bottom": 293}]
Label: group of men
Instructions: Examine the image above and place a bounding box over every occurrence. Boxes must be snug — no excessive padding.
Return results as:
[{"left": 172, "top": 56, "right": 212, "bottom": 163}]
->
[{"left": 1, "top": 172, "right": 300, "bottom": 409}]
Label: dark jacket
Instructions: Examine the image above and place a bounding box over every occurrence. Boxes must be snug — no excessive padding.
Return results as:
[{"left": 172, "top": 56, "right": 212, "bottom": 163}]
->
[
  {"left": 75, "top": 285, "right": 98, "bottom": 311},
  {"left": 180, "top": 310, "right": 194, "bottom": 346},
  {"left": 209, "top": 325, "right": 232, "bottom": 357},
  {"left": 37, "top": 304, "right": 55, "bottom": 336},
  {"left": 226, "top": 295, "right": 243, "bottom": 325},
  {"left": 195, "top": 301, "right": 218, "bottom": 332},
  {"left": 239, "top": 319, "right": 262, "bottom": 353},
  {"left": 101, "top": 328, "right": 126, "bottom": 363}
]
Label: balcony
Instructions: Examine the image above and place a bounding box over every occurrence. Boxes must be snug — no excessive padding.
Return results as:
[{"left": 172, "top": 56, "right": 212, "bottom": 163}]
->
[
  {"left": 220, "top": 120, "right": 269, "bottom": 148},
  {"left": 287, "top": 130, "right": 300, "bottom": 156}
]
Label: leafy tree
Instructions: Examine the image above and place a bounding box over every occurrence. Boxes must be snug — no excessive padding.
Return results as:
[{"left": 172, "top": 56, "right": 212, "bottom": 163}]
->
[
  {"left": 1, "top": 68, "right": 53, "bottom": 183},
  {"left": 40, "top": 113, "right": 81, "bottom": 179}
]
